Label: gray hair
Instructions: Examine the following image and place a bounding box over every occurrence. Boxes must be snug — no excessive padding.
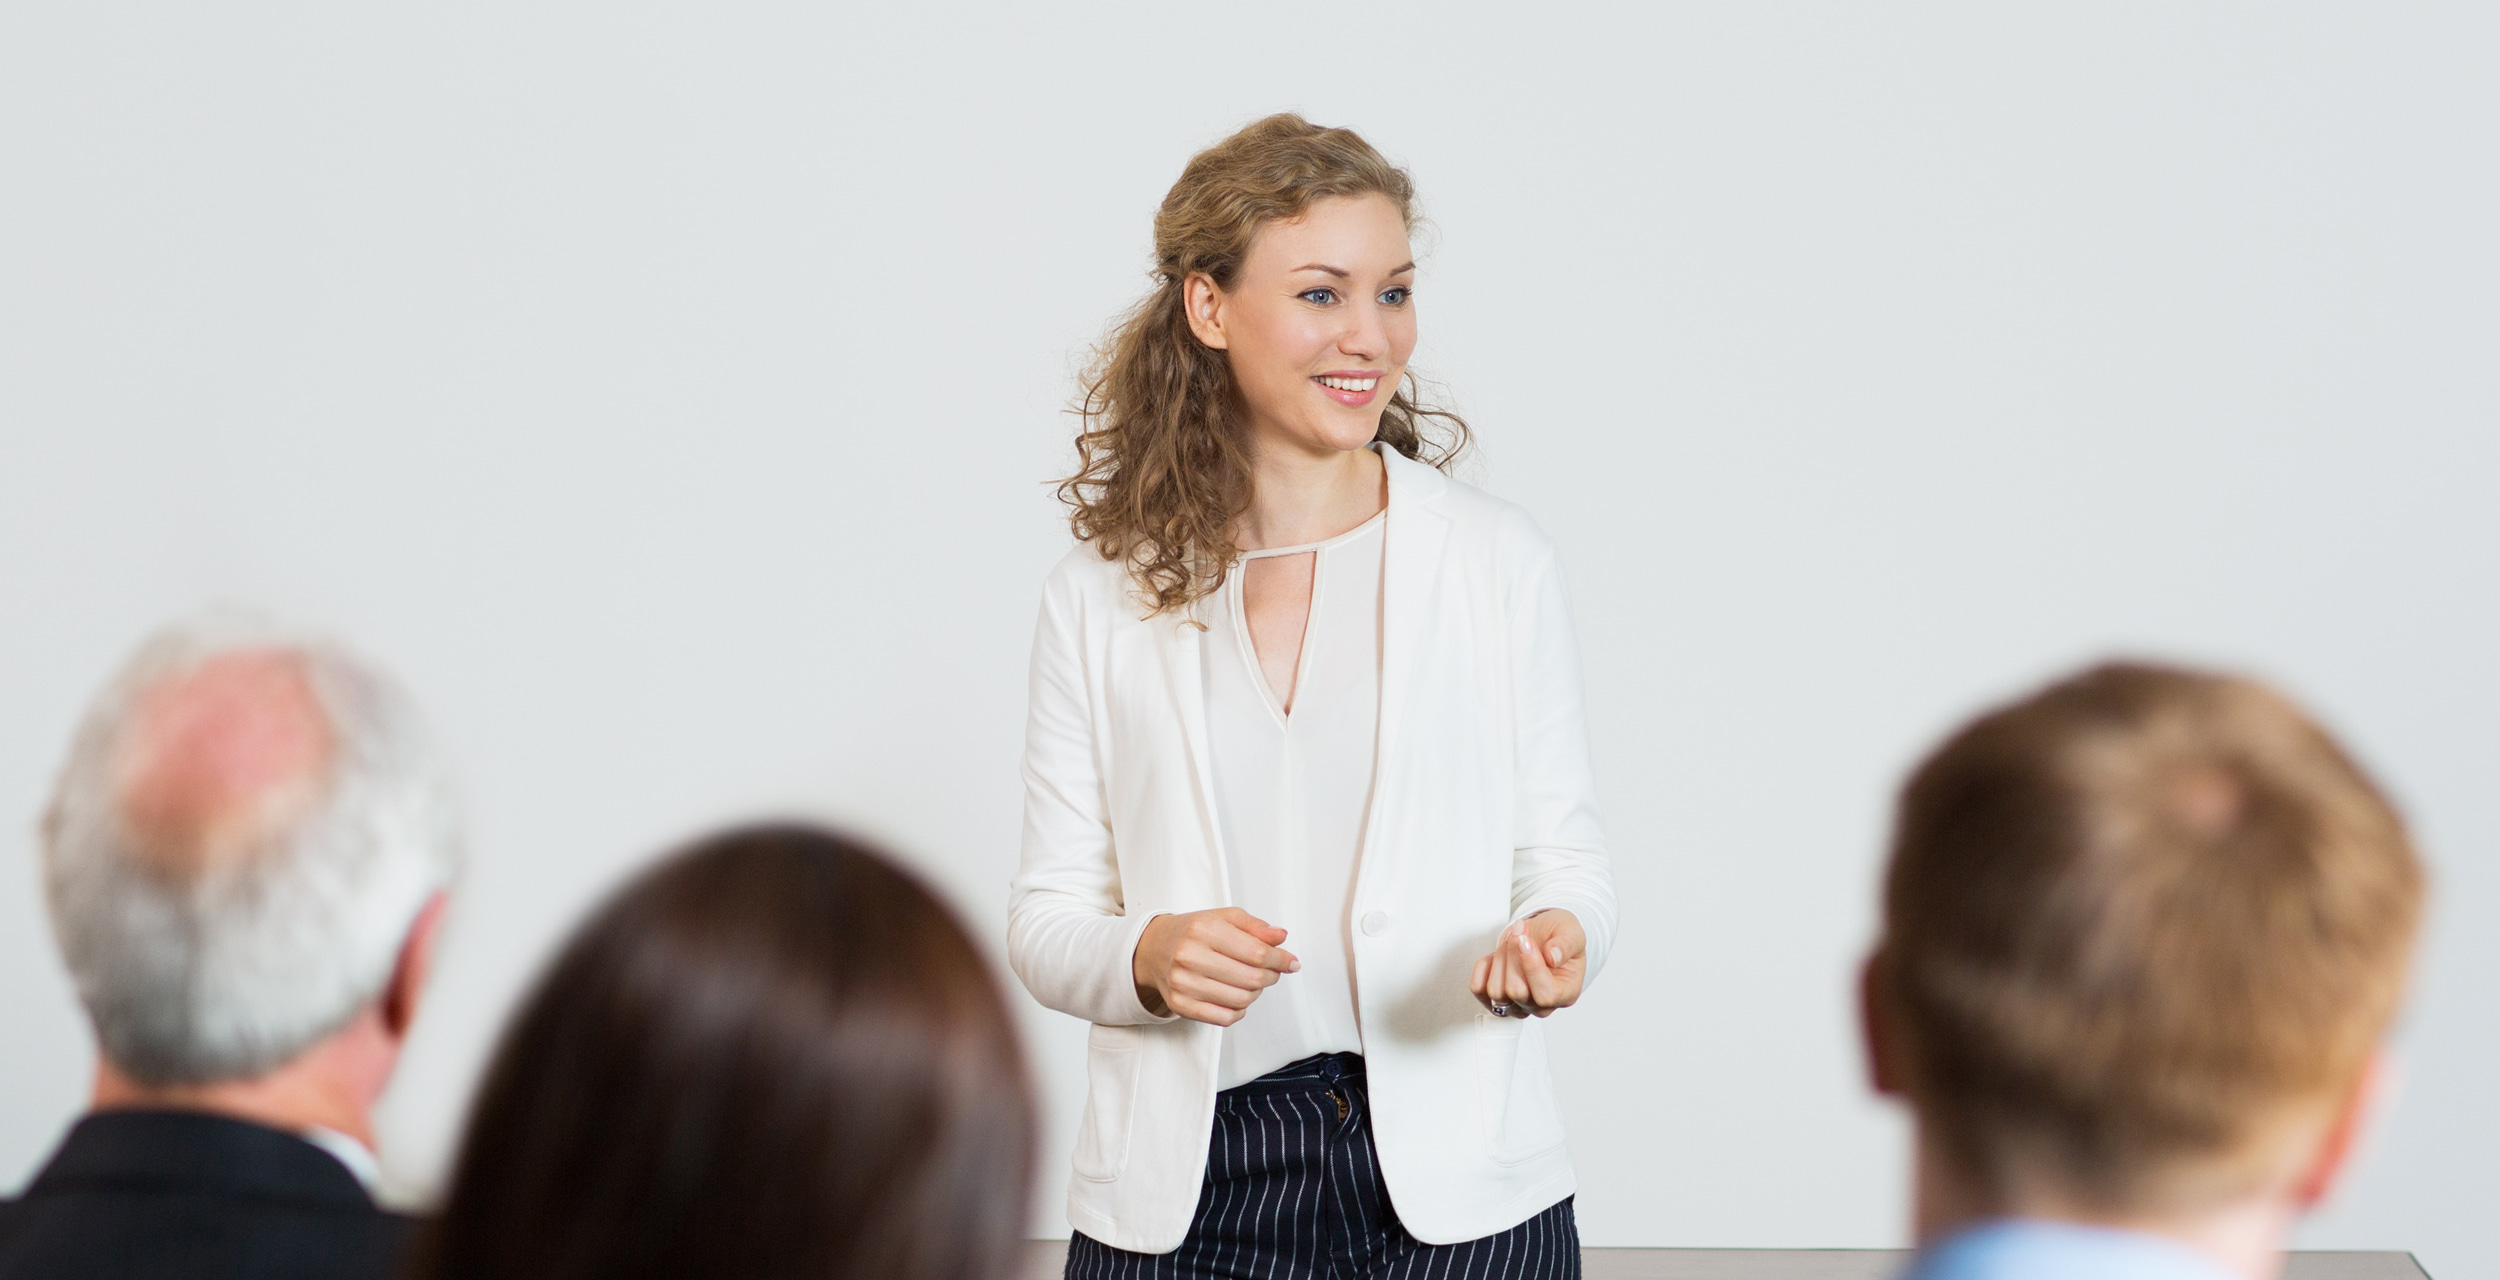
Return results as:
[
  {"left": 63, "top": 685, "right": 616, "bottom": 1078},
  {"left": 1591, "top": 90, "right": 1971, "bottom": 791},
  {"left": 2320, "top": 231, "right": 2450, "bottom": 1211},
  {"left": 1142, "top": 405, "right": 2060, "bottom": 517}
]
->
[{"left": 41, "top": 610, "right": 461, "bottom": 1086}]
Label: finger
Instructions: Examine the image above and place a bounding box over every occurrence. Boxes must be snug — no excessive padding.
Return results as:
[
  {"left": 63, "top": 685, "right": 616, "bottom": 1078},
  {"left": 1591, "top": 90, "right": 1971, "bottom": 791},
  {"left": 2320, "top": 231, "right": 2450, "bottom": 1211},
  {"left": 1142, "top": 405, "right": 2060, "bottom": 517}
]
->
[
  {"left": 1207, "top": 927, "right": 1300, "bottom": 973},
  {"left": 1170, "top": 970, "right": 1262, "bottom": 1011},
  {"left": 1519, "top": 933, "right": 1567, "bottom": 1010},
  {"left": 1485, "top": 945, "right": 1522, "bottom": 1015},
  {"left": 1547, "top": 932, "right": 1575, "bottom": 967},
  {"left": 1180, "top": 950, "right": 1286, "bottom": 993},
  {"left": 1477, "top": 946, "right": 1501, "bottom": 1008},
  {"left": 1170, "top": 972, "right": 1255, "bottom": 1010},
  {"left": 1501, "top": 947, "right": 1539, "bottom": 1012},
  {"left": 1481, "top": 950, "right": 1510, "bottom": 1013},
  {"left": 1521, "top": 926, "right": 1585, "bottom": 1010},
  {"left": 1219, "top": 908, "right": 1290, "bottom": 946},
  {"left": 1500, "top": 925, "right": 1560, "bottom": 1015},
  {"left": 1523, "top": 923, "right": 1570, "bottom": 972},
  {"left": 1531, "top": 974, "right": 1581, "bottom": 1011},
  {"left": 1175, "top": 996, "right": 1245, "bottom": 1027},
  {"left": 1531, "top": 913, "right": 1585, "bottom": 967}
]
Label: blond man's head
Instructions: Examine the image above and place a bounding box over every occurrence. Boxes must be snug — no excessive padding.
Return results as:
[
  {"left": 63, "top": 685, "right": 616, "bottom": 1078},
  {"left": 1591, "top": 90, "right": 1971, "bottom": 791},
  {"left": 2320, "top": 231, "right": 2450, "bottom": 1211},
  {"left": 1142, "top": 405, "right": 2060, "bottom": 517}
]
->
[{"left": 1870, "top": 662, "right": 2424, "bottom": 1215}]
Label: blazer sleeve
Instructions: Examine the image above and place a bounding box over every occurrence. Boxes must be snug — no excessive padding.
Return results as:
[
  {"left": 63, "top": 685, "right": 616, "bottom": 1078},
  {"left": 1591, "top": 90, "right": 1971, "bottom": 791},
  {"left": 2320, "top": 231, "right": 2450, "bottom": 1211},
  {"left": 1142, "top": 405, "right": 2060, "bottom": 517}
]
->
[
  {"left": 1006, "top": 565, "right": 1177, "bottom": 1027},
  {"left": 1504, "top": 531, "right": 1620, "bottom": 984}
]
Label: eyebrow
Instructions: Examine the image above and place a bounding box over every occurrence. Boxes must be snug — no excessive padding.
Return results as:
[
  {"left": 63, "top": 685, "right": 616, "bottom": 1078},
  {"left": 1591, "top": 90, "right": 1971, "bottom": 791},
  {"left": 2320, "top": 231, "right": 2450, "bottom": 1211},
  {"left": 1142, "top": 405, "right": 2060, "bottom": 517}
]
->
[{"left": 1291, "top": 261, "right": 1418, "bottom": 278}]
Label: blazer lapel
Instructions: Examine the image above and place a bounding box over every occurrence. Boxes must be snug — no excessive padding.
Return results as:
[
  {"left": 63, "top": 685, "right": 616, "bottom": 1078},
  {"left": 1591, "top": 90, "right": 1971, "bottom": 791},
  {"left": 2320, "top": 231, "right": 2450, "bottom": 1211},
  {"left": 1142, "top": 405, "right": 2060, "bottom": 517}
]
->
[
  {"left": 1162, "top": 602, "right": 1231, "bottom": 897},
  {"left": 1370, "top": 451, "right": 1452, "bottom": 865}
]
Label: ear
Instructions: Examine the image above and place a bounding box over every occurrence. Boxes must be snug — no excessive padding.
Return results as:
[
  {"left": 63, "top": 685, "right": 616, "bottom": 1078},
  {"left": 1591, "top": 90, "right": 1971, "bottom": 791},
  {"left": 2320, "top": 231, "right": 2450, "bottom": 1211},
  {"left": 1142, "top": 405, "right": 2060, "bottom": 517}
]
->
[
  {"left": 380, "top": 892, "right": 449, "bottom": 1043},
  {"left": 1182, "top": 271, "right": 1229, "bottom": 350},
  {"left": 1861, "top": 949, "right": 1908, "bottom": 1097},
  {"left": 2291, "top": 1048, "right": 2395, "bottom": 1211}
]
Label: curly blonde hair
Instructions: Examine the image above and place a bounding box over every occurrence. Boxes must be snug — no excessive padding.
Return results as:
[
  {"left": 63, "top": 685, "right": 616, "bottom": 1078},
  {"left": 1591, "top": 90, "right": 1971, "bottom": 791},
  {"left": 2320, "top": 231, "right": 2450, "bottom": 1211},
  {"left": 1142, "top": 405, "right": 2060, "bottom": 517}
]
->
[{"left": 1059, "top": 113, "right": 1471, "bottom": 616}]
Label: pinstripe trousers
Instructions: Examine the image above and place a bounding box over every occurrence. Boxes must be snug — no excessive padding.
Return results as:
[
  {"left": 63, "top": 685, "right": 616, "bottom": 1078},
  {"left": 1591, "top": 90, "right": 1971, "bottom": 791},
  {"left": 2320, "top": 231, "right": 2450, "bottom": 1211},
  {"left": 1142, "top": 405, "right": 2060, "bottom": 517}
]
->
[{"left": 1065, "top": 1053, "right": 1580, "bottom": 1280}]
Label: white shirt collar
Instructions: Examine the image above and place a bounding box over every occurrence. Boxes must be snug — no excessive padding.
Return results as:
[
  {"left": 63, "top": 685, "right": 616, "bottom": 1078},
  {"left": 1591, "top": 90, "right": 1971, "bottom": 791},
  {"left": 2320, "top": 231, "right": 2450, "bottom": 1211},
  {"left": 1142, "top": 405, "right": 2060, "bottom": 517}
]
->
[{"left": 297, "top": 1125, "right": 383, "bottom": 1196}]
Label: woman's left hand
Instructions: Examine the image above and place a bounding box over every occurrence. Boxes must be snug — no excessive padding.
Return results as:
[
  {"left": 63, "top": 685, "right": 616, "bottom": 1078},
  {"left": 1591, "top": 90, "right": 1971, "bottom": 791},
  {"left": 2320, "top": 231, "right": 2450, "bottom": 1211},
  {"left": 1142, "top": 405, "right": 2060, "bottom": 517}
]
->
[{"left": 1469, "top": 910, "right": 1585, "bottom": 1018}]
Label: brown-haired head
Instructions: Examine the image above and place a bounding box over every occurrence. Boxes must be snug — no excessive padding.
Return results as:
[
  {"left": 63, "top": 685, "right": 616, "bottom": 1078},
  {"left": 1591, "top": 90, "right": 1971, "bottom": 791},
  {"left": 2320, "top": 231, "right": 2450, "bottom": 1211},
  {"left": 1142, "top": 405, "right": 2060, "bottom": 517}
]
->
[
  {"left": 1059, "top": 112, "right": 1470, "bottom": 616},
  {"left": 412, "top": 824, "right": 1034, "bottom": 1280},
  {"left": 1871, "top": 662, "right": 2424, "bottom": 1214}
]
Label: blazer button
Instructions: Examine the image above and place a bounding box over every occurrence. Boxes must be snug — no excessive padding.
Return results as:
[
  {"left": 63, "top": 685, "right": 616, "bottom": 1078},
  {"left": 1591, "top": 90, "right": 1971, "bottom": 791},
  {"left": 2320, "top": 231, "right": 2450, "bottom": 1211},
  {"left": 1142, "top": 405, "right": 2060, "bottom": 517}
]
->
[{"left": 1360, "top": 911, "right": 1390, "bottom": 936}]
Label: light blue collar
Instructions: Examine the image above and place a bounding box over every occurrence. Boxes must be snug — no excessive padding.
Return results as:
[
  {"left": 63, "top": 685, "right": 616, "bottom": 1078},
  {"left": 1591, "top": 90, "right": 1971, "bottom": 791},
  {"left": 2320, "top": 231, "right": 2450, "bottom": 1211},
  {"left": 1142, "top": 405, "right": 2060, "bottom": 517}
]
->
[{"left": 1902, "top": 1220, "right": 2242, "bottom": 1280}]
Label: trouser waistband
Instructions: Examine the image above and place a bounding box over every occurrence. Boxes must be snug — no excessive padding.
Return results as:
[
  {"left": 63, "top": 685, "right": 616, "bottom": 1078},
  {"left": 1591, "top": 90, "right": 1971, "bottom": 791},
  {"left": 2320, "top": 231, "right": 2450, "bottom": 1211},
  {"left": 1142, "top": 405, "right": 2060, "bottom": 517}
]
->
[{"left": 1217, "top": 1051, "right": 1366, "bottom": 1097}]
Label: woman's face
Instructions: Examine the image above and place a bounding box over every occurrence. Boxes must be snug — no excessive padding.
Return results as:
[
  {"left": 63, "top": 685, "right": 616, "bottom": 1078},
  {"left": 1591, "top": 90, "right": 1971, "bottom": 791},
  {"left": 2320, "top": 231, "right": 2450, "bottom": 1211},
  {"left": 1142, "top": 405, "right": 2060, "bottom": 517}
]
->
[{"left": 1186, "top": 193, "right": 1417, "bottom": 460}]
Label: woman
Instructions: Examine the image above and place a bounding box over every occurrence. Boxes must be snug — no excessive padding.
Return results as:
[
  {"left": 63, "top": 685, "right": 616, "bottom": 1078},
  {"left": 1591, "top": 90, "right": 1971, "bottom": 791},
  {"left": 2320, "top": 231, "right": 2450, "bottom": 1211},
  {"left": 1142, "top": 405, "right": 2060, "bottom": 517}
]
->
[
  {"left": 409, "top": 824, "right": 1035, "bottom": 1280},
  {"left": 1010, "top": 114, "right": 1615, "bottom": 1279}
]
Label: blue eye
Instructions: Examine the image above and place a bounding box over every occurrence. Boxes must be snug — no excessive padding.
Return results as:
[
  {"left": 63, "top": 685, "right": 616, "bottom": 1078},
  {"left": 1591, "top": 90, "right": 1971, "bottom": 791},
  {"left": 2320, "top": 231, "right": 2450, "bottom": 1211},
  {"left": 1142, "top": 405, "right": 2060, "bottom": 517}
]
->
[
  {"left": 1380, "top": 286, "right": 1412, "bottom": 306},
  {"left": 1299, "top": 287, "right": 1339, "bottom": 305}
]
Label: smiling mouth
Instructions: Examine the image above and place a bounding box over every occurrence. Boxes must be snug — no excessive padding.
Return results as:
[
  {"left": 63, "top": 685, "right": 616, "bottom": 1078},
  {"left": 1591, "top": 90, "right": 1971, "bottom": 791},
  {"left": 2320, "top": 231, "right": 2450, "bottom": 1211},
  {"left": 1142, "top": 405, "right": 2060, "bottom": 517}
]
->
[{"left": 1317, "top": 375, "right": 1380, "bottom": 392}]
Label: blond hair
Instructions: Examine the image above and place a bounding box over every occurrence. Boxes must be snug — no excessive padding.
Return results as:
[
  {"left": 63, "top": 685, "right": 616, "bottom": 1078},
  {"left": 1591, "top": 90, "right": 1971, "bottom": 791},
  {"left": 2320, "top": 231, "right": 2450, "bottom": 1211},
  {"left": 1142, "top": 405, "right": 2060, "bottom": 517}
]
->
[
  {"left": 1059, "top": 113, "right": 1470, "bottom": 616},
  {"left": 1873, "top": 662, "right": 2423, "bottom": 1211}
]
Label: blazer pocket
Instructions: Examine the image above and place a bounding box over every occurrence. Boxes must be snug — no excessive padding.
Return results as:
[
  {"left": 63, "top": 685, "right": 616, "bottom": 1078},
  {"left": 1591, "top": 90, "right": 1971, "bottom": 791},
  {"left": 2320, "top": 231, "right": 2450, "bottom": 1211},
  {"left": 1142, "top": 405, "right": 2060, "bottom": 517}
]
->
[
  {"left": 1474, "top": 1015, "right": 1569, "bottom": 1166},
  {"left": 1072, "top": 1022, "right": 1146, "bottom": 1182}
]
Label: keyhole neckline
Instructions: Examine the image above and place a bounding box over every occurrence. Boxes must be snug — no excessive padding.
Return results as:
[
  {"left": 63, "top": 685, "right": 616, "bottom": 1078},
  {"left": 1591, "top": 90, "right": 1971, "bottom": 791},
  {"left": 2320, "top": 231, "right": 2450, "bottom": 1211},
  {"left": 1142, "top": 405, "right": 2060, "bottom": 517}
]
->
[
  {"left": 1227, "top": 512, "right": 1381, "bottom": 725},
  {"left": 1236, "top": 509, "right": 1385, "bottom": 561}
]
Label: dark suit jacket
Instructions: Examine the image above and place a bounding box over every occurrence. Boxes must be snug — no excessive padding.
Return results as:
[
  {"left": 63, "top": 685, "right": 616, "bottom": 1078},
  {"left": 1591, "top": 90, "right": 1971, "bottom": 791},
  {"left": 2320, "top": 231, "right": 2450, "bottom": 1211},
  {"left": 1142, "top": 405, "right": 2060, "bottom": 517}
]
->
[{"left": 0, "top": 1110, "right": 413, "bottom": 1280}]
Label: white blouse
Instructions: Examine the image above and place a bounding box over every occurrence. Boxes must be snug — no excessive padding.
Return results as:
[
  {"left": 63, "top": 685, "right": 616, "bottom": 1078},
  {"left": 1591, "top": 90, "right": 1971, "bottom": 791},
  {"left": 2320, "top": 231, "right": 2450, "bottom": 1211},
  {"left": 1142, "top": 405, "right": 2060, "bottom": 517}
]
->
[
  {"left": 1199, "top": 510, "right": 1385, "bottom": 1089},
  {"left": 1011, "top": 446, "right": 1616, "bottom": 1249}
]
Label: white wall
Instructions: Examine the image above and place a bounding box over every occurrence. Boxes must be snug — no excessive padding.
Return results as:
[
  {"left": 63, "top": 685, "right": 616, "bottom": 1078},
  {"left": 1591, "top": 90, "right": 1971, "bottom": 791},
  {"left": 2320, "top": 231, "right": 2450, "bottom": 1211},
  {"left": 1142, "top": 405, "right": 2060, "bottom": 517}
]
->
[{"left": 3, "top": 2, "right": 2494, "bottom": 1273}]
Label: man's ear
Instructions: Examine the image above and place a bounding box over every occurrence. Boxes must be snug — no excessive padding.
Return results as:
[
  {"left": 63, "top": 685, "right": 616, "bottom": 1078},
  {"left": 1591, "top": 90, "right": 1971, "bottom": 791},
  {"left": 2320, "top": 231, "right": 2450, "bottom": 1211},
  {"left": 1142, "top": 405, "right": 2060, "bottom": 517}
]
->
[
  {"left": 1862, "top": 949, "right": 1908, "bottom": 1098},
  {"left": 380, "top": 892, "right": 449, "bottom": 1043},
  {"left": 1183, "top": 271, "right": 1229, "bottom": 350},
  {"left": 2292, "top": 1048, "right": 2395, "bottom": 1211}
]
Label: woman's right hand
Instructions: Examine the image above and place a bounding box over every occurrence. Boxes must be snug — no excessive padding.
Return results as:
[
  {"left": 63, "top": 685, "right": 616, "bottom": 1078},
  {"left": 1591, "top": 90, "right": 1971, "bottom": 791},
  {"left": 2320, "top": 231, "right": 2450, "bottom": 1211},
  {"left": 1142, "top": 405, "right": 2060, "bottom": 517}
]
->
[{"left": 1132, "top": 908, "right": 1300, "bottom": 1025}]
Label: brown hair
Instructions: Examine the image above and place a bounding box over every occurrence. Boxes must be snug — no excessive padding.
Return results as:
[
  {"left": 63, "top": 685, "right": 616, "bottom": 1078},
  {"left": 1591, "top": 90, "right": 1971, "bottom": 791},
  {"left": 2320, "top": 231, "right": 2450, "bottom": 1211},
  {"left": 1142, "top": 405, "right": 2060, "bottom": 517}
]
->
[
  {"left": 408, "top": 824, "right": 1034, "bottom": 1280},
  {"left": 1059, "top": 112, "right": 1471, "bottom": 615},
  {"left": 1872, "top": 662, "right": 2423, "bottom": 1212}
]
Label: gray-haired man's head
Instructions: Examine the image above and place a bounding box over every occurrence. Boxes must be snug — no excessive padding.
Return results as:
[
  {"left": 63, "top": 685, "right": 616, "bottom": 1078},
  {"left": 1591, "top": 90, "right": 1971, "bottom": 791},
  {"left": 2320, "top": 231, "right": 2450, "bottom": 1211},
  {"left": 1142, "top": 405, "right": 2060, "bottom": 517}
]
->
[{"left": 42, "top": 612, "right": 460, "bottom": 1086}]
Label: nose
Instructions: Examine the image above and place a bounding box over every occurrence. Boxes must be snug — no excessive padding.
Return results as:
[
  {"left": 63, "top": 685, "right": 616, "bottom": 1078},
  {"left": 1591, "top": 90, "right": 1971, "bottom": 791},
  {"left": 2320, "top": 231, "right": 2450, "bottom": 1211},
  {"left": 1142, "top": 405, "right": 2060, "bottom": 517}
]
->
[{"left": 1339, "top": 298, "right": 1389, "bottom": 361}]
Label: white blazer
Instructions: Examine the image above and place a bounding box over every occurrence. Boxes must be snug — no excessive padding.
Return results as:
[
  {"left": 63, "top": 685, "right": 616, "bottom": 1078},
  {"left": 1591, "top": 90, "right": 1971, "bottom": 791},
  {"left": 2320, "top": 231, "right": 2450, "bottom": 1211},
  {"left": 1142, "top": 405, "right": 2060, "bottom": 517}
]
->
[{"left": 1008, "top": 447, "right": 1617, "bottom": 1252}]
